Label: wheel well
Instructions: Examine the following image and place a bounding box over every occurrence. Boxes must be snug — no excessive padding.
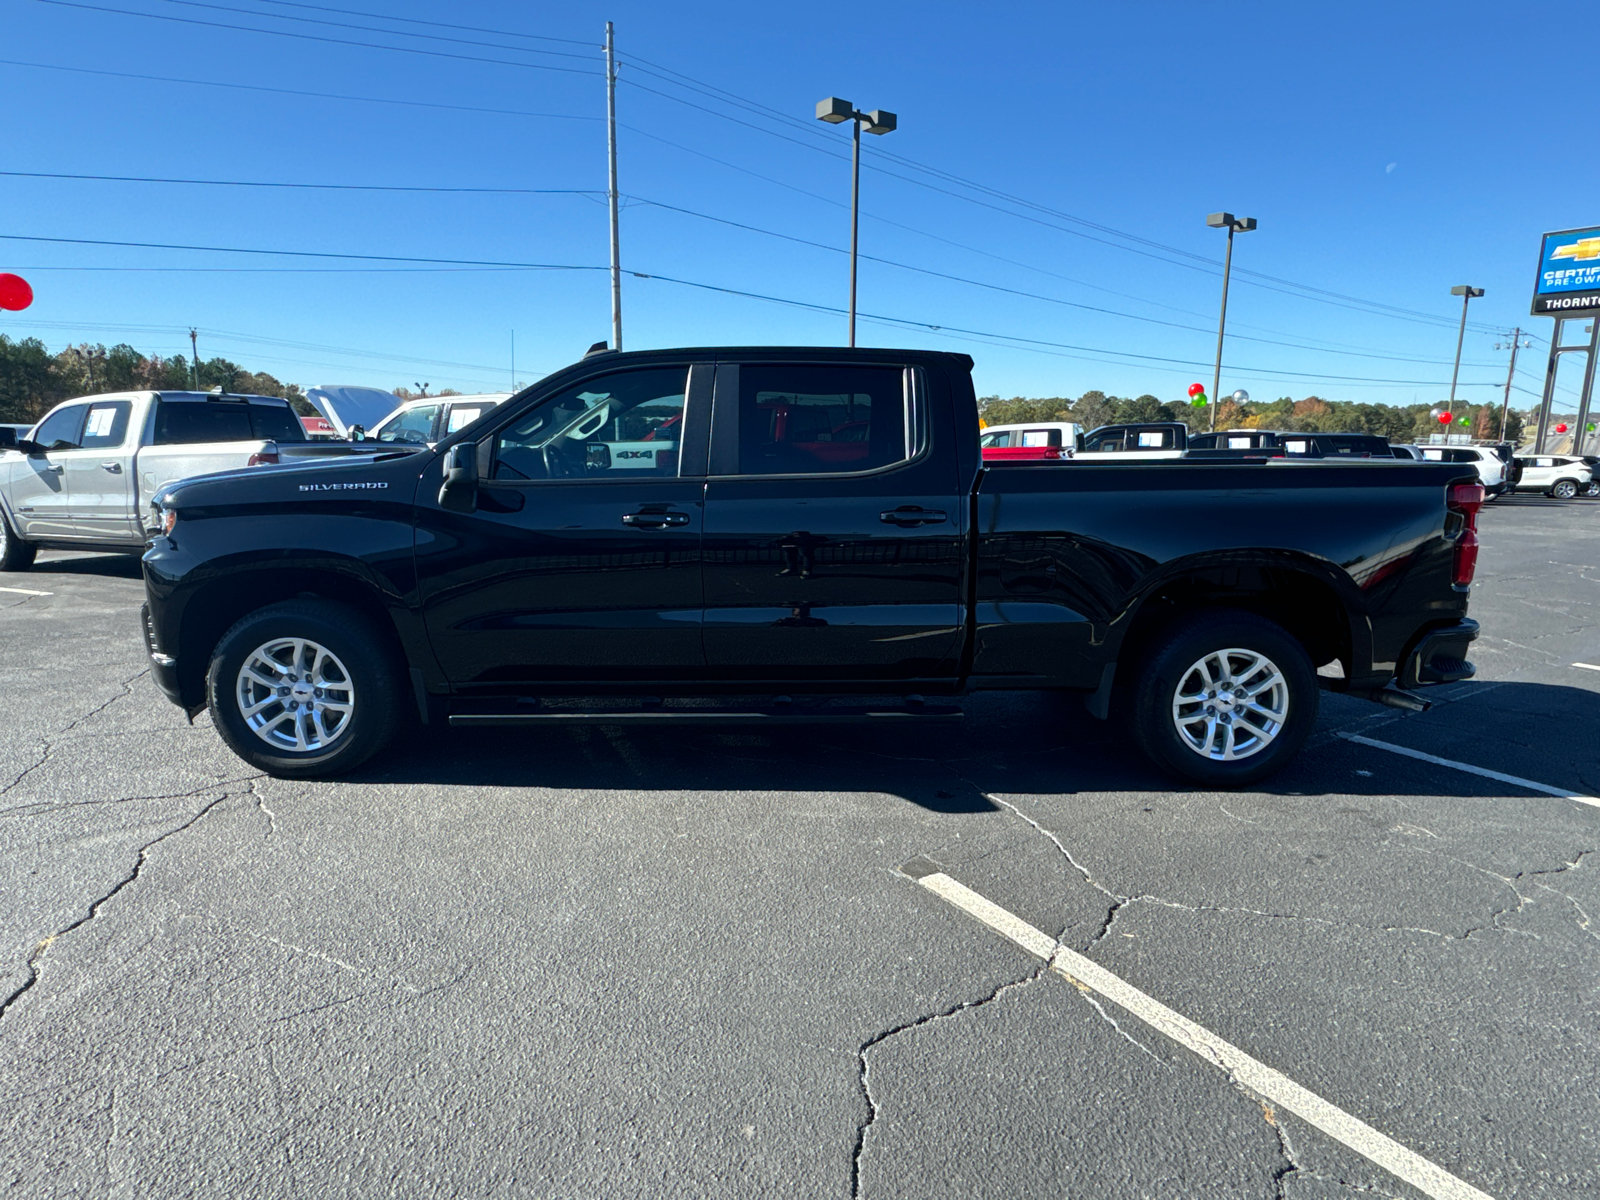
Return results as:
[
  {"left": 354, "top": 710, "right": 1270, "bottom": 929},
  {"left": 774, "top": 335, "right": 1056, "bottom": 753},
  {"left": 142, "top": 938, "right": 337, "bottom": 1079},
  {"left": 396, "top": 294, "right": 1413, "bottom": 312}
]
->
[
  {"left": 175, "top": 568, "right": 405, "bottom": 707},
  {"left": 1115, "top": 565, "right": 1351, "bottom": 676}
]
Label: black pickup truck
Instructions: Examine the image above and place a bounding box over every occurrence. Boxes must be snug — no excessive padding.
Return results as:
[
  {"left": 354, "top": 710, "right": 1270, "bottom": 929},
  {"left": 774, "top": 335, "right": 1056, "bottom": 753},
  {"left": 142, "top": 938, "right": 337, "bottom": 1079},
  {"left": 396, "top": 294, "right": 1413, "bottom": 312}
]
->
[{"left": 140, "top": 346, "right": 1481, "bottom": 786}]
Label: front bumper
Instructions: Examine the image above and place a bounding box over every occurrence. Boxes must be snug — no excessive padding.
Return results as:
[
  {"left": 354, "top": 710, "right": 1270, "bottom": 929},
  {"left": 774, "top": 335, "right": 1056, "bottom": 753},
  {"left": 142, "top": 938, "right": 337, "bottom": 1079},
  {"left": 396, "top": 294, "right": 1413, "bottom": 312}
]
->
[
  {"left": 140, "top": 601, "right": 183, "bottom": 705},
  {"left": 1399, "top": 618, "right": 1479, "bottom": 689}
]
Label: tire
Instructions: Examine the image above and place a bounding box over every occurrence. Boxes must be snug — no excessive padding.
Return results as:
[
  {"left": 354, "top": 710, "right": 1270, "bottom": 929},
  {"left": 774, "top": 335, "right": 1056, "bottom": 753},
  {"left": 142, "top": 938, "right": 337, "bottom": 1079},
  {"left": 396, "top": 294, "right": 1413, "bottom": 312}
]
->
[
  {"left": 1552, "top": 479, "right": 1578, "bottom": 500},
  {"left": 1583, "top": 480, "right": 1600, "bottom": 499},
  {"left": 0, "top": 510, "right": 37, "bottom": 571},
  {"left": 1126, "top": 610, "right": 1318, "bottom": 788},
  {"left": 206, "top": 599, "right": 400, "bottom": 778}
]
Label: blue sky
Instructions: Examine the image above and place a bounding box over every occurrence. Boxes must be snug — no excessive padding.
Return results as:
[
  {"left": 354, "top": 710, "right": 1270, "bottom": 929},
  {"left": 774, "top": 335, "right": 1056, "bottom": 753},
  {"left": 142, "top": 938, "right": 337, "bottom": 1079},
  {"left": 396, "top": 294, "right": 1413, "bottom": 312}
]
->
[{"left": 2, "top": 0, "right": 1597, "bottom": 407}]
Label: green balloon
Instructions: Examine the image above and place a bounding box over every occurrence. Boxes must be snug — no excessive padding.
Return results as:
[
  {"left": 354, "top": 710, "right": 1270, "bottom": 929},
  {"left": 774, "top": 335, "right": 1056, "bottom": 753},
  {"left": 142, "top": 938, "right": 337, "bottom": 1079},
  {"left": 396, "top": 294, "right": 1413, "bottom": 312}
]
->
[{"left": 1191, "top": 393, "right": 1208, "bottom": 407}]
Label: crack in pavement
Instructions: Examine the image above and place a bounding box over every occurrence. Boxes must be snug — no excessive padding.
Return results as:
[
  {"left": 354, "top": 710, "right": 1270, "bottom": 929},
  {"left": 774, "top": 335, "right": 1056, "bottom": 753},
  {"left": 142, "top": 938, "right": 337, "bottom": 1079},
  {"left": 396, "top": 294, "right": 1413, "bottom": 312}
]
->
[
  {"left": 0, "top": 669, "right": 154, "bottom": 800},
  {"left": 850, "top": 965, "right": 1046, "bottom": 1199},
  {"left": 0, "top": 772, "right": 266, "bottom": 820},
  {"left": 0, "top": 790, "right": 236, "bottom": 1030}
]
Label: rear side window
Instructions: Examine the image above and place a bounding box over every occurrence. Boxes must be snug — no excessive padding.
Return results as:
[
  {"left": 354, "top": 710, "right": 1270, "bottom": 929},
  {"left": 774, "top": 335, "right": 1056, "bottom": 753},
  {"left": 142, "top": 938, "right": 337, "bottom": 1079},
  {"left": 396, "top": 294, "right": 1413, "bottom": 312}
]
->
[
  {"left": 446, "top": 404, "right": 491, "bottom": 434},
  {"left": 33, "top": 404, "right": 88, "bottom": 450},
  {"left": 154, "top": 402, "right": 253, "bottom": 445},
  {"left": 1021, "top": 429, "right": 1060, "bottom": 447},
  {"left": 736, "top": 364, "right": 908, "bottom": 475},
  {"left": 1135, "top": 430, "right": 1174, "bottom": 449},
  {"left": 81, "top": 401, "right": 133, "bottom": 450},
  {"left": 248, "top": 404, "right": 307, "bottom": 443}
]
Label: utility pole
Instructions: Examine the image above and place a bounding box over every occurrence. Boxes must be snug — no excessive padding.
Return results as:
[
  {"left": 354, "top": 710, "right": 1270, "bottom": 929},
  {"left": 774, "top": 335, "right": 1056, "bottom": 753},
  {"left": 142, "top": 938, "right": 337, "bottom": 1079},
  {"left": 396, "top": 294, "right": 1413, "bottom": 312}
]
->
[
  {"left": 1498, "top": 327, "right": 1523, "bottom": 443},
  {"left": 605, "top": 20, "right": 622, "bottom": 352},
  {"left": 188, "top": 328, "right": 199, "bottom": 390}
]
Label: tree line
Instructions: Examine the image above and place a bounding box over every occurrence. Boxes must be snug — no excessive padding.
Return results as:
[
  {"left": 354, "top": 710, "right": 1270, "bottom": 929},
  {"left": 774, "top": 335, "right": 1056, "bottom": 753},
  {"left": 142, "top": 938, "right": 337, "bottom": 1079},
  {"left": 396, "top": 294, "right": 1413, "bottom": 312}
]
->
[
  {"left": 0, "top": 334, "right": 314, "bottom": 423},
  {"left": 978, "top": 390, "right": 1526, "bottom": 444}
]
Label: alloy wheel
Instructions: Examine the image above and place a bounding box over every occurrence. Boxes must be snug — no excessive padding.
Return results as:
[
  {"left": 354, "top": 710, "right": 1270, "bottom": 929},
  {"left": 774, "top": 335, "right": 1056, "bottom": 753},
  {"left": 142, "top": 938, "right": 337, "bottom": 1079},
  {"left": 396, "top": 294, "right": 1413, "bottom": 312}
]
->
[
  {"left": 1171, "top": 647, "right": 1289, "bottom": 761},
  {"left": 235, "top": 637, "right": 356, "bottom": 752}
]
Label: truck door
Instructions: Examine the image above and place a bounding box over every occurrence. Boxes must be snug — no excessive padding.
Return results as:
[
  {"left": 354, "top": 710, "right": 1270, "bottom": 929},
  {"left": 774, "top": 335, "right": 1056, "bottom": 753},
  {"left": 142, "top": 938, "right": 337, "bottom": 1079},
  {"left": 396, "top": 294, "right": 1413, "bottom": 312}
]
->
[
  {"left": 415, "top": 363, "right": 708, "bottom": 687},
  {"left": 9, "top": 403, "right": 88, "bottom": 539},
  {"left": 699, "top": 362, "right": 965, "bottom": 681},
  {"left": 63, "top": 399, "right": 138, "bottom": 542}
]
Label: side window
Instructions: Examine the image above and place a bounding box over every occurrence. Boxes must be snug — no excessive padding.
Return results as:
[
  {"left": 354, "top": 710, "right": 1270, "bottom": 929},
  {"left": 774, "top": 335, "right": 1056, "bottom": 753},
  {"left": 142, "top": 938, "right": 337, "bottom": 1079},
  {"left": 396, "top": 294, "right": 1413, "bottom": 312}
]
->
[
  {"left": 735, "top": 364, "right": 908, "bottom": 476},
  {"left": 154, "top": 402, "right": 253, "bottom": 445},
  {"left": 1134, "top": 430, "right": 1174, "bottom": 449},
  {"left": 1282, "top": 439, "right": 1311, "bottom": 455},
  {"left": 377, "top": 404, "right": 440, "bottom": 445},
  {"left": 980, "top": 430, "right": 1009, "bottom": 448},
  {"left": 80, "top": 401, "right": 134, "bottom": 450},
  {"left": 493, "top": 367, "right": 686, "bottom": 481},
  {"left": 446, "top": 404, "right": 490, "bottom": 435},
  {"left": 1020, "top": 429, "right": 1059, "bottom": 447},
  {"left": 1086, "top": 433, "right": 1124, "bottom": 453},
  {"left": 34, "top": 404, "right": 89, "bottom": 450},
  {"left": 1226, "top": 436, "right": 1254, "bottom": 449}
]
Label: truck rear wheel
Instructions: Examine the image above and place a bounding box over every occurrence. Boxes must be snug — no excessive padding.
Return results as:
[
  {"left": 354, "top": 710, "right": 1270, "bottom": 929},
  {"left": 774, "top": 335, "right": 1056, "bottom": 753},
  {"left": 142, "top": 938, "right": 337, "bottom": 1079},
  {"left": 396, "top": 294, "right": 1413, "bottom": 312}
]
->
[
  {"left": 1128, "top": 610, "right": 1317, "bottom": 788},
  {"left": 0, "top": 512, "right": 37, "bottom": 571},
  {"left": 206, "top": 599, "right": 400, "bottom": 778}
]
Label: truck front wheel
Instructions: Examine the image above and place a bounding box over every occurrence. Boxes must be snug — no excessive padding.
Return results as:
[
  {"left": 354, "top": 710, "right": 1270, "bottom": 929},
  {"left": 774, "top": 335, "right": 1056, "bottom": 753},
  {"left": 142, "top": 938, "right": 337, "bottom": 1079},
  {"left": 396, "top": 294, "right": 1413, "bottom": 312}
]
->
[
  {"left": 206, "top": 599, "right": 400, "bottom": 778},
  {"left": 0, "top": 512, "right": 37, "bottom": 571},
  {"left": 1128, "top": 611, "right": 1317, "bottom": 787}
]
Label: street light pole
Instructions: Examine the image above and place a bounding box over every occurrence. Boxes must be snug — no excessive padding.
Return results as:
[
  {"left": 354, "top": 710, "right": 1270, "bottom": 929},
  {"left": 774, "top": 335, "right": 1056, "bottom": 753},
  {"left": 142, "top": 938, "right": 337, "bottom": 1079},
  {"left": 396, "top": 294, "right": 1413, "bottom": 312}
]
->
[
  {"left": 189, "top": 328, "right": 199, "bottom": 390},
  {"left": 1205, "top": 212, "right": 1256, "bottom": 432},
  {"left": 817, "top": 97, "right": 897, "bottom": 347},
  {"left": 1446, "top": 285, "right": 1484, "bottom": 420},
  {"left": 605, "top": 21, "right": 622, "bottom": 352}
]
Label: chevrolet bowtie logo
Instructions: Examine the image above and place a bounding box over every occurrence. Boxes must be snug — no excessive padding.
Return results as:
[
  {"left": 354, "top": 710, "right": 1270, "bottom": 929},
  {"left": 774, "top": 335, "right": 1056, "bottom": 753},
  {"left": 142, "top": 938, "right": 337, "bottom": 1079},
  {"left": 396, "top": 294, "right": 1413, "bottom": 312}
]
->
[{"left": 1552, "top": 237, "right": 1600, "bottom": 263}]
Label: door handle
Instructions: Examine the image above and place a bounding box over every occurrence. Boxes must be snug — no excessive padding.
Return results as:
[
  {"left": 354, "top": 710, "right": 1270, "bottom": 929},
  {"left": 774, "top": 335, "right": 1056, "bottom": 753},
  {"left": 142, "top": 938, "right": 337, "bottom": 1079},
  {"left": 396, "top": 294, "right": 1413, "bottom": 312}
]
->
[
  {"left": 43, "top": 464, "right": 64, "bottom": 474},
  {"left": 879, "top": 506, "right": 948, "bottom": 526},
  {"left": 101, "top": 461, "right": 123, "bottom": 473},
  {"left": 622, "top": 510, "right": 691, "bottom": 528}
]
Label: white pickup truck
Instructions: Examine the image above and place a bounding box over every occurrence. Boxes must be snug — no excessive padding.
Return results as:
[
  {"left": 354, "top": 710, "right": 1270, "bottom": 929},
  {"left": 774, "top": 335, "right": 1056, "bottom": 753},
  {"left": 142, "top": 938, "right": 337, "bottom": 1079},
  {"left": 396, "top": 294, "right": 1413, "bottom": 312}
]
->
[{"left": 0, "top": 390, "right": 398, "bottom": 570}]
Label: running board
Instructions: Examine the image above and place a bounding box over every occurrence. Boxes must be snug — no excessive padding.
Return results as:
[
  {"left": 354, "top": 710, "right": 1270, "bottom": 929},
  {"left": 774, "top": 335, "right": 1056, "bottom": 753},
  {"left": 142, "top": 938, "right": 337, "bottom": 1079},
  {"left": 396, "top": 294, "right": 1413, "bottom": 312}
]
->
[{"left": 448, "top": 704, "right": 962, "bottom": 727}]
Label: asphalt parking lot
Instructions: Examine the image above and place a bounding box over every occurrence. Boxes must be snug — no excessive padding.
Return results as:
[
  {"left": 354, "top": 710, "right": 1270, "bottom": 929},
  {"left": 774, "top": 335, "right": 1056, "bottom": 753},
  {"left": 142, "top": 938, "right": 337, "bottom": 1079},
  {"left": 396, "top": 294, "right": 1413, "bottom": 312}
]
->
[{"left": 1, "top": 493, "right": 1596, "bottom": 1199}]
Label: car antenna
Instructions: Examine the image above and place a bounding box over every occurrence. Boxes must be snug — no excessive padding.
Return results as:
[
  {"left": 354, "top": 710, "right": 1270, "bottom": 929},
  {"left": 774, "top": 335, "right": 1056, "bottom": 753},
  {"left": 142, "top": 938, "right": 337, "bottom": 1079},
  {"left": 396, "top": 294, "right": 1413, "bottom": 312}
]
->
[{"left": 583, "top": 340, "right": 615, "bottom": 360}]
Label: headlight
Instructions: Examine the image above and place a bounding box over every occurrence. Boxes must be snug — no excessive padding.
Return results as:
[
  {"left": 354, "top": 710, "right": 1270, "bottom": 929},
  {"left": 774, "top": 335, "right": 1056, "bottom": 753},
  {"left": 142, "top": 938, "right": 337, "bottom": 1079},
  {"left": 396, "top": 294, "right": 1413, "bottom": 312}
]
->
[{"left": 147, "top": 499, "right": 178, "bottom": 537}]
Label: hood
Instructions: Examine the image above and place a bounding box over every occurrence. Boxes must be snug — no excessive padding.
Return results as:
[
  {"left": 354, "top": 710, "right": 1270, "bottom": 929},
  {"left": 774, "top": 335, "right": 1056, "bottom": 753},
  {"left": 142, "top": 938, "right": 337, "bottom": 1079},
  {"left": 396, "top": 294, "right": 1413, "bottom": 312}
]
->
[{"left": 304, "top": 386, "right": 403, "bottom": 438}]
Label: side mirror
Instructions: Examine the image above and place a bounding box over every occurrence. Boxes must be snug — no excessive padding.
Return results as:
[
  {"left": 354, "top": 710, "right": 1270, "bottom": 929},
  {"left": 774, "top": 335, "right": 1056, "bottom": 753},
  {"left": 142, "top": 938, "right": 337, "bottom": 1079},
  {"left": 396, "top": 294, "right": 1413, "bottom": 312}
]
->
[
  {"left": 438, "top": 442, "right": 479, "bottom": 513},
  {"left": 1074, "top": 431, "right": 1086, "bottom": 454},
  {"left": 16, "top": 439, "right": 47, "bottom": 456},
  {"left": 350, "top": 424, "right": 366, "bottom": 442},
  {"left": 585, "top": 443, "right": 612, "bottom": 472}
]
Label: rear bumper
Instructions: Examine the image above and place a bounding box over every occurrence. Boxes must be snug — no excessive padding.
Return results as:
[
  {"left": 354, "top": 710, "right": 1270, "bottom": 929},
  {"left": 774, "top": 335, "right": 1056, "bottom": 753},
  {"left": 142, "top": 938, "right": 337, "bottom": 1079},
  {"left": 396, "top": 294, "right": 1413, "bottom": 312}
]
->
[
  {"left": 1399, "top": 618, "right": 1479, "bottom": 688},
  {"left": 140, "top": 601, "right": 183, "bottom": 705}
]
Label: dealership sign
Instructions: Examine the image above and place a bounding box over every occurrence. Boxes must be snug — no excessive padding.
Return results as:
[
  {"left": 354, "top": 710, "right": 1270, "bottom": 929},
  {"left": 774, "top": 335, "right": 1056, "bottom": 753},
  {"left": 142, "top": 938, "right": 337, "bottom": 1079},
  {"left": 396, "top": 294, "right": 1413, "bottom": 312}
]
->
[{"left": 1532, "top": 226, "right": 1600, "bottom": 316}]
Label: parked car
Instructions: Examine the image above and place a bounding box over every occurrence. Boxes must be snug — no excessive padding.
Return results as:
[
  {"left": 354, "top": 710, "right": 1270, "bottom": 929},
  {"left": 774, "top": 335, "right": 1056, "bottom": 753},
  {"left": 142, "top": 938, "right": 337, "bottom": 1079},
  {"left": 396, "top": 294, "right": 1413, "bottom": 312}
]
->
[
  {"left": 141, "top": 346, "right": 1481, "bottom": 789},
  {"left": 303, "top": 386, "right": 404, "bottom": 441},
  {"left": 1075, "top": 421, "right": 1188, "bottom": 460},
  {"left": 366, "top": 393, "right": 513, "bottom": 449},
  {"left": 0, "top": 391, "right": 421, "bottom": 570},
  {"left": 980, "top": 422, "right": 1079, "bottom": 452},
  {"left": 1511, "top": 455, "right": 1594, "bottom": 499},
  {"left": 1413, "top": 446, "right": 1509, "bottom": 496},
  {"left": 1580, "top": 456, "right": 1600, "bottom": 498},
  {"left": 1189, "top": 429, "right": 1395, "bottom": 458}
]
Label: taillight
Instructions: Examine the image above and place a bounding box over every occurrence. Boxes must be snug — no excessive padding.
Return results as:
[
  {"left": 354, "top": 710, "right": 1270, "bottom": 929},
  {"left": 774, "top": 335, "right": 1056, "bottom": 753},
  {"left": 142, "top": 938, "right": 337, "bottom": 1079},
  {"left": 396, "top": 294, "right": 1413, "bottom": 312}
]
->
[
  {"left": 247, "top": 450, "right": 279, "bottom": 467},
  {"left": 1447, "top": 482, "right": 1484, "bottom": 586}
]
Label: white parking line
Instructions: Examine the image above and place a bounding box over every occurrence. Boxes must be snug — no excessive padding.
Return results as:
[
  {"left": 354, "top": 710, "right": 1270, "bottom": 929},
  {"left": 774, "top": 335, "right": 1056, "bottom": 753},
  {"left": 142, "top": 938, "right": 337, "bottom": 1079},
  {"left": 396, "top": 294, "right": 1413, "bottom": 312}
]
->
[
  {"left": 1338, "top": 733, "right": 1600, "bottom": 809},
  {"left": 0, "top": 585, "right": 52, "bottom": 596},
  {"left": 909, "top": 866, "right": 1496, "bottom": 1200},
  {"left": 1574, "top": 663, "right": 1600, "bottom": 673}
]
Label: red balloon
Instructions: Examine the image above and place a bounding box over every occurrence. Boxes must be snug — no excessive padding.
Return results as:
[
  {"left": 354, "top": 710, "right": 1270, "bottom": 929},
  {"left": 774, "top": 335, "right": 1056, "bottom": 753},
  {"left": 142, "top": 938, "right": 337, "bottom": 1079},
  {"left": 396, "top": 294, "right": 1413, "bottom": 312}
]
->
[
  {"left": 1555, "top": 423, "right": 1569, "bottom": 434},
  {"left": 1438, "top": 410, "right": 1452, "bottom": 423},
  {"left": 0, "top": 274, "right": 33, "bottom": 311},
  {"left": 1187, "top": 382, "right": 1205, "bottom": 397}
]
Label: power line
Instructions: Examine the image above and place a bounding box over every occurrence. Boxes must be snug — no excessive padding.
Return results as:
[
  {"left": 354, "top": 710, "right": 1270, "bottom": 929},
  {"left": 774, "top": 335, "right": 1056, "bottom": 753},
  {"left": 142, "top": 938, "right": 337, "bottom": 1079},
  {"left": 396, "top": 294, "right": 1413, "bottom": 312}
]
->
[
  {"left": 238, "top": 0, "right": 594, "bottom": 46},
  {"left": 1, "top": 165, "right": 1508, "bottom": 371},
  {"left": 0, "top": 232, "right": 604, "bottom": 271},
  {"left": 0, "top": 169, "right": 601, "bottom": 195},
  {"left": 33, "top": 0, "right": 602, "bottom": 75},
  {"left": 150, "top": 0, "right": 598, "bottom": 62}
]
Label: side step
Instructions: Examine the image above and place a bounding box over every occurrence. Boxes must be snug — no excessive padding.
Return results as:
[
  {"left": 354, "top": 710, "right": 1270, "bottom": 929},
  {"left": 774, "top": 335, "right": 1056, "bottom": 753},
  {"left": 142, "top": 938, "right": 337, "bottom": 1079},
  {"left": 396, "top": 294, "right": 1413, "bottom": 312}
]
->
[{"left": 448, "top": 703, "right": 962, "bottom": 728}]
